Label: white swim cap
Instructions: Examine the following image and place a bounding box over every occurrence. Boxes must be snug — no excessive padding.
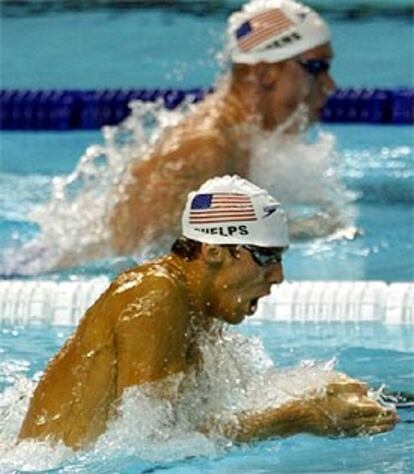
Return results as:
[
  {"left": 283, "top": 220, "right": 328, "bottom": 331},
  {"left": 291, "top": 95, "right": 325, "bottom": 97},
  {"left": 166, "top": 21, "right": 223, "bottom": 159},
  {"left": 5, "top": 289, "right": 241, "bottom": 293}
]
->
[
  {"left": 228, "top": 0, "right": 330, "bottom": 64},
  {"left": 182, "top": 175, "right": 289, "bottom": 248}
]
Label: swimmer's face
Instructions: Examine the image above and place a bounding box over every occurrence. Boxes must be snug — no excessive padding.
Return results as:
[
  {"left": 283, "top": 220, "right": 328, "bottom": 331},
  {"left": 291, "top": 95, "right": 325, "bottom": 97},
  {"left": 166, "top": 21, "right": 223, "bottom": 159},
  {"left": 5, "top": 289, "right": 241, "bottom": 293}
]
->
[
  {"left": 258, "top": 43, "right": 336, "bottom": 130},
  {"left": 204, "top": 245, "right": 284, "bottom": 324},
  {"left": 296, "top": 43, "right": 336, "bottom": 122}
]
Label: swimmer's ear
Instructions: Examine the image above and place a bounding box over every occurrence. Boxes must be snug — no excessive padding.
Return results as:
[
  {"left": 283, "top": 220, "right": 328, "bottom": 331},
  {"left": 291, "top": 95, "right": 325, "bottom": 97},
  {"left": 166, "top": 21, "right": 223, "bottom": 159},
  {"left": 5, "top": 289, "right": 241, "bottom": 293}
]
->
[
  {"left": 200, "top": 244, "right": 226, "bottom": 267},
  {"left": 255, "top": 62, "right": 283, "bottom": 88}
]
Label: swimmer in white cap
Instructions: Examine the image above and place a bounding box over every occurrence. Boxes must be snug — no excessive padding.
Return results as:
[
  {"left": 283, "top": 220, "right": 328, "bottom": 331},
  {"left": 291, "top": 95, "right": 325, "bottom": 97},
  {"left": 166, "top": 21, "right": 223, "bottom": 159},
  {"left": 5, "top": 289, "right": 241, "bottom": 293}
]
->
[
  {"left": 227, "top": 0, "right": 334, "bottom": 127},
  {"left": 103, "top": 0, "right": 339, "bottom": 258},
  {"left": 44, "top": 0, "right": 345, "bottom": 269},
  {"left": 20, "top": 176, "right": 396, "bottom": 449}
]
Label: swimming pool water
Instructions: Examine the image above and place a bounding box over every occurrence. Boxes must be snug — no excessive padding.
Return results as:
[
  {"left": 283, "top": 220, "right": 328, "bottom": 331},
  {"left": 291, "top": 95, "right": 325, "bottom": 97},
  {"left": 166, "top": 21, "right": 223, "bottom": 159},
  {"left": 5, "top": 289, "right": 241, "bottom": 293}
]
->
[
  {"left": 0, "top": 5, "right": 413, "bottom": 473},
  {"left": 1, "top": 321, "right": 413, "bottom": 473},
  {"left": 1, "top": 9, "right": 413, "bottom": 89}
]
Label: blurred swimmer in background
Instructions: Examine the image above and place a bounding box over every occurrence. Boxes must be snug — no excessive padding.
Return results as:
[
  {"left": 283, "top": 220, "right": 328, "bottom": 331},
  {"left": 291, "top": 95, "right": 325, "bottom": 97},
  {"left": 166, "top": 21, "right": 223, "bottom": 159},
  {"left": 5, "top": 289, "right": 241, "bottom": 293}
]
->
[
  {"left": 19, "top": 177, "right": 395, "bottom": 449},
  {"left": 5, "top": 0, "right": 358, "bottom": 274},
  {"left": 108, "top": 0, "right": 354, "bottom": 258}
]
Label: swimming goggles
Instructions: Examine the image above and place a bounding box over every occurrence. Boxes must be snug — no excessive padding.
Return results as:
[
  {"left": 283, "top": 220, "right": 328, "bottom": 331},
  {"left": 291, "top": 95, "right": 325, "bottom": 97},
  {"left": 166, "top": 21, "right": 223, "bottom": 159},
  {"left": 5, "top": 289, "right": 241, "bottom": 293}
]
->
[
  {"left": 296, "top": 58, "right": 331, "bottom": 76},
  {"left": 242, "top": 245, "right": 284, "bottom": 267}
]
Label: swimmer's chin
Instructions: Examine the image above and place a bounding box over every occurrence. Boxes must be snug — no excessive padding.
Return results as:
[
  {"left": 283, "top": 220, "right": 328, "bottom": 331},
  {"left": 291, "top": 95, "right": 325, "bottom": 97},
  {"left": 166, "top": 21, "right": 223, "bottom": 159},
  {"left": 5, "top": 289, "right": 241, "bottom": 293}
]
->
[
  {"left": 237, "top": 298, "right": 260, "bottom": 322},
  {"left": 247, "top": 297, "right": 259, "bottom": 315},
  {"left": 216, "top": 299, "right": 261, "bottom": 325},
  {"left": 315, "top": 107, "right": 324, "bottom": 119}
]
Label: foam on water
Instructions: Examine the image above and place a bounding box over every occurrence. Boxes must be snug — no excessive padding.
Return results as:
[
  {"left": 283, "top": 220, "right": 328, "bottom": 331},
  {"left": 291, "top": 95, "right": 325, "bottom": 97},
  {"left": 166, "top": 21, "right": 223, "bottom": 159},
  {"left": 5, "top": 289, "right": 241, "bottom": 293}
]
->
[
  {"left": 251, "top": 128, "right": 353, "bottom": 217},
  {"left": 1, "top": 100, "right": 193, "bottom": 275},
  {"left": 0, "top": 328, "right": 339, "bottom": 472}
]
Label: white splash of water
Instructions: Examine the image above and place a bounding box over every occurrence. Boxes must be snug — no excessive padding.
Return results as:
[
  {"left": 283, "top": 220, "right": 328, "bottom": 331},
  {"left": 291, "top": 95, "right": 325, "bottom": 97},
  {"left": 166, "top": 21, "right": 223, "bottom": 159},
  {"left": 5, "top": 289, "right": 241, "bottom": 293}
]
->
[
  {"left": 249, "top": 122, "right": 357, "bottom": 230},
  {"left": 181, "top": 329, "right": 338, "bottom": 419},
  {"left": 1, "top": 100, "right": 190, "bottom": 275},
  {"left": 0, "top": 373, "right": 73, "bottom": 472},
  {"left": 93, "top": 383, "right": 219, "bottom": 464}
]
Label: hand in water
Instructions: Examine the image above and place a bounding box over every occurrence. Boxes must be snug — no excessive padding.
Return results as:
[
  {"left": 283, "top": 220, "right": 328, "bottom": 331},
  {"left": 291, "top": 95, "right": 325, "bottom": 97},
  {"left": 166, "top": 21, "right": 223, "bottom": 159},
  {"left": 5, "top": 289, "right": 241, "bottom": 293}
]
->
[
  {"left": 289, "top": 212, "right": 361, "bottom": 241},
  {"left": 327, "top": 225, "right": 362, "bottom": 241},
  {"left": 200, "top": 374, "right": 397, "bottom": 442},
  {"left": 306, "top": 376, "right": 398, "bottom": 436}
]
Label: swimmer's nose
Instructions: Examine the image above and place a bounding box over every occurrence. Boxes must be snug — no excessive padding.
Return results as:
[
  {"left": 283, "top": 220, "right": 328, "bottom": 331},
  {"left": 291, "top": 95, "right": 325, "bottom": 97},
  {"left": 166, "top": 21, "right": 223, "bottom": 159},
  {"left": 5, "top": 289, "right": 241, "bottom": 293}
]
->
[
  {"left": 321, "top": 72, "right": 336, "bottom": 97},
  {"left": 265, "top": 262, "right": 284, "bottom": 285}
]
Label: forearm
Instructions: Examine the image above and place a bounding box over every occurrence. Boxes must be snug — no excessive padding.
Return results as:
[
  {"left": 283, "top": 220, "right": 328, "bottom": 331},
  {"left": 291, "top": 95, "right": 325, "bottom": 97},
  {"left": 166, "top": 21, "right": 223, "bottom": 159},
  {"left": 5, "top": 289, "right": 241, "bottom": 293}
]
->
[
  {"left": 203, "top": 387, "right": 397, "bottom": 442},
  {"left": 205, "top": 400, "right": 315, "bottom": 443}
]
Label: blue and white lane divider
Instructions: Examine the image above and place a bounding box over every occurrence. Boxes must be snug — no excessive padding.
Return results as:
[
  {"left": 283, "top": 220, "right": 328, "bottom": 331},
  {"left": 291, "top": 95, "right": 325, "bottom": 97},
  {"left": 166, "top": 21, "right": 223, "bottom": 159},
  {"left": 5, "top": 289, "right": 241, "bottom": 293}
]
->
[
  {"left": 0, "top": 280, "right": 412, "bottom": 326},
  {"left": 1, "top": 87, "right": 413, "bottom": 130}
]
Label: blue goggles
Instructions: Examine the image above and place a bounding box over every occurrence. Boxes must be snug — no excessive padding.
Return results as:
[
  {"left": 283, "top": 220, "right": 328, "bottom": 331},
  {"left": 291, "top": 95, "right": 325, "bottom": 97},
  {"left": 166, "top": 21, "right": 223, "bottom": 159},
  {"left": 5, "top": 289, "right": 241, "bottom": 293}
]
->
[
  {"left": 296, "top": 58, "right": 331, "bottom": 76},
  {"left": 242, "top": 245, "right": 285, "bottom": 267}
]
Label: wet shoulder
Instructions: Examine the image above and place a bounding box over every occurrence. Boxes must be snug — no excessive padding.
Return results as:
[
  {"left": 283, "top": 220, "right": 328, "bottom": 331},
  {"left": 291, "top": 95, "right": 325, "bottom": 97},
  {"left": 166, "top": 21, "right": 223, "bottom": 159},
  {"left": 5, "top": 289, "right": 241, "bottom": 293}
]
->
[
  {"left": 72, "top": 260, "right": 185, "bottom": 342},
  {"left": 106, "top": 260, "right": 189, "bottom": 331},
  {"left": 109, "top": 259, "right": 185, "bottom": 305}
]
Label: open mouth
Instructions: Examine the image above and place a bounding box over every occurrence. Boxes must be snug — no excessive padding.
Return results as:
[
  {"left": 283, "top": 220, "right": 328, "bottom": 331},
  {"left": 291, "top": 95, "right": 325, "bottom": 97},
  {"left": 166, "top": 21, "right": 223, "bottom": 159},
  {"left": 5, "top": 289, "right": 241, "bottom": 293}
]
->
[{"left": 248, "top": 298, "right": 259, "bottom": 314}]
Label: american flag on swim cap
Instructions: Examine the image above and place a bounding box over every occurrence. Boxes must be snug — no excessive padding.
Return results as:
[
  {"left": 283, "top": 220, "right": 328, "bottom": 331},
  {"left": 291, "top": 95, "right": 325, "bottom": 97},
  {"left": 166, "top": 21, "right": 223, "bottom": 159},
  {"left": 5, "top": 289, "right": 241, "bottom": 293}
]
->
[
  {"left": 235, "top": 9, "right": 294, "bottom": 52},
  {"left": 189, "top": 193, "right": 257, "bottom": 224}
]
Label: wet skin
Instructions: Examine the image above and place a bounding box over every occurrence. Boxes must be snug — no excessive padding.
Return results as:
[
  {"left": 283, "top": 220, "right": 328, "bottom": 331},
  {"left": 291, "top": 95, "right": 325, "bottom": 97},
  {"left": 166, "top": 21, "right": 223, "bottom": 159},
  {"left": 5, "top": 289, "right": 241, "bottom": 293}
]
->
[{"left": 19, "top": 245, "right": 397, "bottom": 449}]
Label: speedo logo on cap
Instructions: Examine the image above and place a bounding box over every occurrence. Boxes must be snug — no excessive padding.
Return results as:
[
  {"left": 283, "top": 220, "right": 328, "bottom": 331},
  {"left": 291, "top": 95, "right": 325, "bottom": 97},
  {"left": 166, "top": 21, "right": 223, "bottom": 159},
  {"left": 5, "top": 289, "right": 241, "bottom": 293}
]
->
[
  {"left": 189, "top": 193, "right": 257, "bottom": 224},
  {"left": 262, "top": 204, "right": 279, "bottom": 218}
]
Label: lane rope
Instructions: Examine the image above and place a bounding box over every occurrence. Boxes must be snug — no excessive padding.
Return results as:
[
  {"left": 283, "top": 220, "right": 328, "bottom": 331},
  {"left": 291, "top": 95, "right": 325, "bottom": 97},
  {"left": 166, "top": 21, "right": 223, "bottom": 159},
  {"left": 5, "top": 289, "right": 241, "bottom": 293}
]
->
[
  {"left": 1, "top": 88, "right": 413, "bottom": 130},
  {"left": 0, "top": 279, "right": 412, "bottom": 325}
]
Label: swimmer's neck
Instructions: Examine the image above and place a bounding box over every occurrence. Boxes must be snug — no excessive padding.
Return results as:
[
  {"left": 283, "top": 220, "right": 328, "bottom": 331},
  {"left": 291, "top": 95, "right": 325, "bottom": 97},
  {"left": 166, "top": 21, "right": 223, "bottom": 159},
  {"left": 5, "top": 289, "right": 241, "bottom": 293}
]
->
[
  {"left": 163, "top": 253, "right": 220, "bottom": 331},
  {"left": 213, "top": 84, "right": 256, "bottom": 128},
  {"left": 217, "top": 76, "right": 307, "bottom": 133}
]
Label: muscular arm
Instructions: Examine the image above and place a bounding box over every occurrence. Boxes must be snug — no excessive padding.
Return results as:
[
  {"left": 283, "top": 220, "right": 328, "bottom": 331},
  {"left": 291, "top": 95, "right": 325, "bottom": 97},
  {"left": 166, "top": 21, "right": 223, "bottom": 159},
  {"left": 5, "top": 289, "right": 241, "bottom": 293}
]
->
[{"left": 206, "top": 377, "right": 397, "bottom": 442}]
